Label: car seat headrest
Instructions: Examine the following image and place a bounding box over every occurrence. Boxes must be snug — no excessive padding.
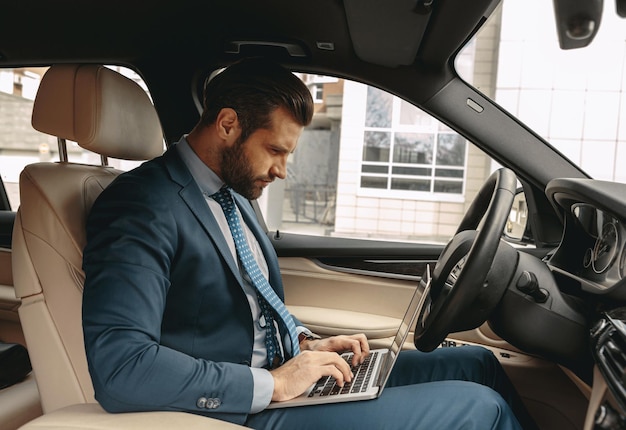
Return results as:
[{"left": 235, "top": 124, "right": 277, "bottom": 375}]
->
[{"left": 31, "top": 64, "right": 163, "bottom": 161}]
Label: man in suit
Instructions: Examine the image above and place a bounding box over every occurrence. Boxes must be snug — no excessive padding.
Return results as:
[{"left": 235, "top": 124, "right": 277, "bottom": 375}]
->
[{"left": 82, "top": 58, "right": 536, "bottom": 429}]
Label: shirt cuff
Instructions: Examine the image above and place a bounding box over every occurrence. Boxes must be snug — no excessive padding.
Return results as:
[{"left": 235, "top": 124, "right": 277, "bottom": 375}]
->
[
  {"left": 297, "top": 326, "right": 321, "bottom": 343},
  {"left": 249, "top": 367, "right": 274, "bottom": 413},
  {"left": 297, "top": 326, "right": 314, "bottom": 336}
]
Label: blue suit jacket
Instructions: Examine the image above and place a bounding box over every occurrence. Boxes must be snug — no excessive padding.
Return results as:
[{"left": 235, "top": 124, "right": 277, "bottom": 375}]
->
[{"left": 82, "top": 147, "right": 290, "bottom": 424}]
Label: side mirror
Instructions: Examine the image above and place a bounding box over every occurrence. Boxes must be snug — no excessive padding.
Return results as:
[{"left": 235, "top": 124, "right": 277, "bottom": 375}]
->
[{"left": 503, "top": 188, "right": 530, "bottom": 242}]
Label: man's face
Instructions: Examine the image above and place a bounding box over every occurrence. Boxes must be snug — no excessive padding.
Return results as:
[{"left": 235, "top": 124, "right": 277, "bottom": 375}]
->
[{"left": 221, "top": 107, "right": 303, "bottom": 200}]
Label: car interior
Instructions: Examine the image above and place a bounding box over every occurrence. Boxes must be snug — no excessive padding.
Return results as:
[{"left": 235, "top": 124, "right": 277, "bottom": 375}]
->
[{"left": 0, "top": 0, "right": 625, "bottom": 429}]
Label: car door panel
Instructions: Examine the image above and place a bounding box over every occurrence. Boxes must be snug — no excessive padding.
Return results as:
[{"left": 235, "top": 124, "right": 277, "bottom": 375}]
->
[
  {"left": 274, "top": 234, "right": 436, "bottom": 350},
  {"left": 274, "top": 233, "right": 505, "bottom": 349},
  {"left": 272, "top": 232, "right": 439, "bottom": 348},
  {"left": 273, "top": 232, "right": 547, "bottom": 351},
  {"left": 280, "top": 255, "right": 523, "bottom": 351},
  {"left": 280, "top": 257, "right": 418, "bottom": 349}
]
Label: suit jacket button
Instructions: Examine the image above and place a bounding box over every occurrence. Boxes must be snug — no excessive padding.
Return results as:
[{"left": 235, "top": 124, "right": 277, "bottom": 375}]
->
[
  {"left": 206, "top": 398, "right": 215, "bottom": 409},
  {"left": 196, "top": 397, "right": 207, "bottom": 409},
  {"left": 213, "top": 398, "right": 221, "bottom": 408}
]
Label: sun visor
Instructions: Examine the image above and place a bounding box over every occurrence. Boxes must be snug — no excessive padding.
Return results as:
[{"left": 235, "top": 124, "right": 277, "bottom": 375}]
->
[{"left": 343, "top": 0, "right": 433, "bottom": 67}]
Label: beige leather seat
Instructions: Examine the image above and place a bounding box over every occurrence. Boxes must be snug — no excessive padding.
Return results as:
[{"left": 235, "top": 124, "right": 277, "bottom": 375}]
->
[
  {"left": 0, "top": 241, "right": 42, "bottom": 430},
  {"left": 12, "top": 64, "right": 243, "bottom": 429}
]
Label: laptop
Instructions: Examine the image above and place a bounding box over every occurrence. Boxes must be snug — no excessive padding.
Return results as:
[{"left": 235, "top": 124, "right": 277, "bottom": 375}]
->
[{"left": 267, "top": 264, "right": 432, "bottom": 408}]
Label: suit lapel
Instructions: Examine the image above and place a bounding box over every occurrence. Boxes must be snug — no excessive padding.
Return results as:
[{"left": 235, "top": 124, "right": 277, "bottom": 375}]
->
[
  {"left": 161, "top": 146, "right": 284, "bottom": 297},
  {"left": 162, "top": 148, "right": 241, "bottom": 281}
]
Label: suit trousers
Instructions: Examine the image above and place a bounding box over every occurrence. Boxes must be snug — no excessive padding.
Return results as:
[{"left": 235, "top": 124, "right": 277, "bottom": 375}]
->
[{"left": 245, "top": 346, "right": 537, "bottom": 430}]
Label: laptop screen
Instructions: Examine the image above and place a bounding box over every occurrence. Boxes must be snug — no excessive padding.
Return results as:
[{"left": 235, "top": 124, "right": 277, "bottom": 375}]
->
[{"left": 376, "top": 265, "right": 431, "bottom": 386}]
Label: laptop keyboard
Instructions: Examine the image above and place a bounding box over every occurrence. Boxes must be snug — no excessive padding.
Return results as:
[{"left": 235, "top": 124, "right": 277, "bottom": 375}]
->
[{"left": 308, "top": 351, "right": 380, "bottom": 397}]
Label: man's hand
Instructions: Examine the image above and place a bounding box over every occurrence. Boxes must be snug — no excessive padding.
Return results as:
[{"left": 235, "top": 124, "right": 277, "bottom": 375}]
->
[
  {"left": 301, "top": 333, "right": 369, "bottom": 366},
  {"left": 269, "top": 350, "right": 353, "bottom": 402},
  {"left": 269, "top": 333, "right": 370, "bottom": 402}
]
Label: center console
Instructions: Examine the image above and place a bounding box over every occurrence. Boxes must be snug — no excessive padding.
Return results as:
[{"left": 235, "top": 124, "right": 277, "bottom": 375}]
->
[{"left": 589, "top": 311, "right": 626, "bottom": 429}]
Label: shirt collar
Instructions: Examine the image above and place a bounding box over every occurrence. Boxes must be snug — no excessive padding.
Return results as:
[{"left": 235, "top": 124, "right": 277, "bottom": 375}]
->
[{"left": 175, "top": 136, "right": 223, "bottom": 195}]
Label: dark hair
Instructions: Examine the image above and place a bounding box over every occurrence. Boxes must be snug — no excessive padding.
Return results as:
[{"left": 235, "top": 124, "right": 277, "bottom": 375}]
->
[{"left": 200, "top": 58, "right": 314, "bottom": 142}]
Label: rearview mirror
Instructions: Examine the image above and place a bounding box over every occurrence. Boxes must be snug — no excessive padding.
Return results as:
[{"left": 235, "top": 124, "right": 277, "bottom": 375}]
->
[{"left": 553, "top": 0, "right": 603, "bottom": 49}]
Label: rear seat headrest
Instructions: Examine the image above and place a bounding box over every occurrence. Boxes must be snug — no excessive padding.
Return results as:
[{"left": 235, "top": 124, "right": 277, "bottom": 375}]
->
[{"left": 31, "top": 64, "right": 163, "bottom": 161}]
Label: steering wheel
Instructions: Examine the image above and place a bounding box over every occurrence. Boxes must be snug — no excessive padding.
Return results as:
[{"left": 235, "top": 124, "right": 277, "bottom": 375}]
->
[{"left": 414, "top": 167, "right": 518, "bottom": 351}]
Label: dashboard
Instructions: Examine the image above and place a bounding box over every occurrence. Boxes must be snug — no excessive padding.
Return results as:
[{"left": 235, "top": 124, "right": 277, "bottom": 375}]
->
[
  {"left": 582, "top": 214, "right": 620, "bottom": 276},
  {"left": 547, "top": 178, "right": 626, "bottom": 298},
  {"left": 546, "top": 178, "right": 626, "bottom": 428}
]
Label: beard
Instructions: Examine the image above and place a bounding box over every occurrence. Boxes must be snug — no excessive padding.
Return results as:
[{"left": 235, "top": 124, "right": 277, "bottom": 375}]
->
[{"left": 220, "top": 140, "right": 271, "bottom": 200}]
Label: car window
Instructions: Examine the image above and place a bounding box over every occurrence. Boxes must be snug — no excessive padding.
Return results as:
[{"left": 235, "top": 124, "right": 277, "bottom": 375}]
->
[
  {"left": 458, "top": 0, "right": 626, "bottom": 184},
  {"left": 0, "top": 66, "right": 154, "bottom": 210},
  {"left": 259, "top": 71, "right": 500, "bottom": 245},
  {"left": 263, "top": 0, "right": 626, "bottom": 244}
]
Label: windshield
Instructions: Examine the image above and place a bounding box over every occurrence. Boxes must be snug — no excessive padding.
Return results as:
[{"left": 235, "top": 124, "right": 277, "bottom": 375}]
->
[{"left": 458, "top": 0, "right": 626, "bottom": 184}]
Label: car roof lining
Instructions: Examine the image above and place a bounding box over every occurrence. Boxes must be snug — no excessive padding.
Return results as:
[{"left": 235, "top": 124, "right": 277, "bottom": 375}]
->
[{"left": 0, "top": 0, "right": 588, "bottom": 192}]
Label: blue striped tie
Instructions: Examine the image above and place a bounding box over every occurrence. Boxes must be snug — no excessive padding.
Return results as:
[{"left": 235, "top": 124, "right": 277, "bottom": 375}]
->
[{"left": 210, "top": 186, "right": 300, "bottom": 366}]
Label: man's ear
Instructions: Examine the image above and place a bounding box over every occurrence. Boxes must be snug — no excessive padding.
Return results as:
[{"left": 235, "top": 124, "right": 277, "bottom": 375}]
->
[{"left": 215, "top": 108, "right": 240, "bottom": 142}]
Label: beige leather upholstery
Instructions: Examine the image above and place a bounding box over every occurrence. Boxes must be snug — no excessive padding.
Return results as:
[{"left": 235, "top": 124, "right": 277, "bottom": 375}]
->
[
  {"left": 0, "top": 245, "right": 43, "bottom": 430},
  {"left": 19, "top": 403, "right": 244, "bottom": 430},
  {"left": 13, "top": 65, "right": 244, "bottom": 429},
  {"left": 13, "top": 163, "right": 120, "bottom": 411},
  {"left": 31, "top": 64, "right": 163, "bottom": 161},
  {"left": 0, "top": 375, "right": 42, "bottom": 430}
]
